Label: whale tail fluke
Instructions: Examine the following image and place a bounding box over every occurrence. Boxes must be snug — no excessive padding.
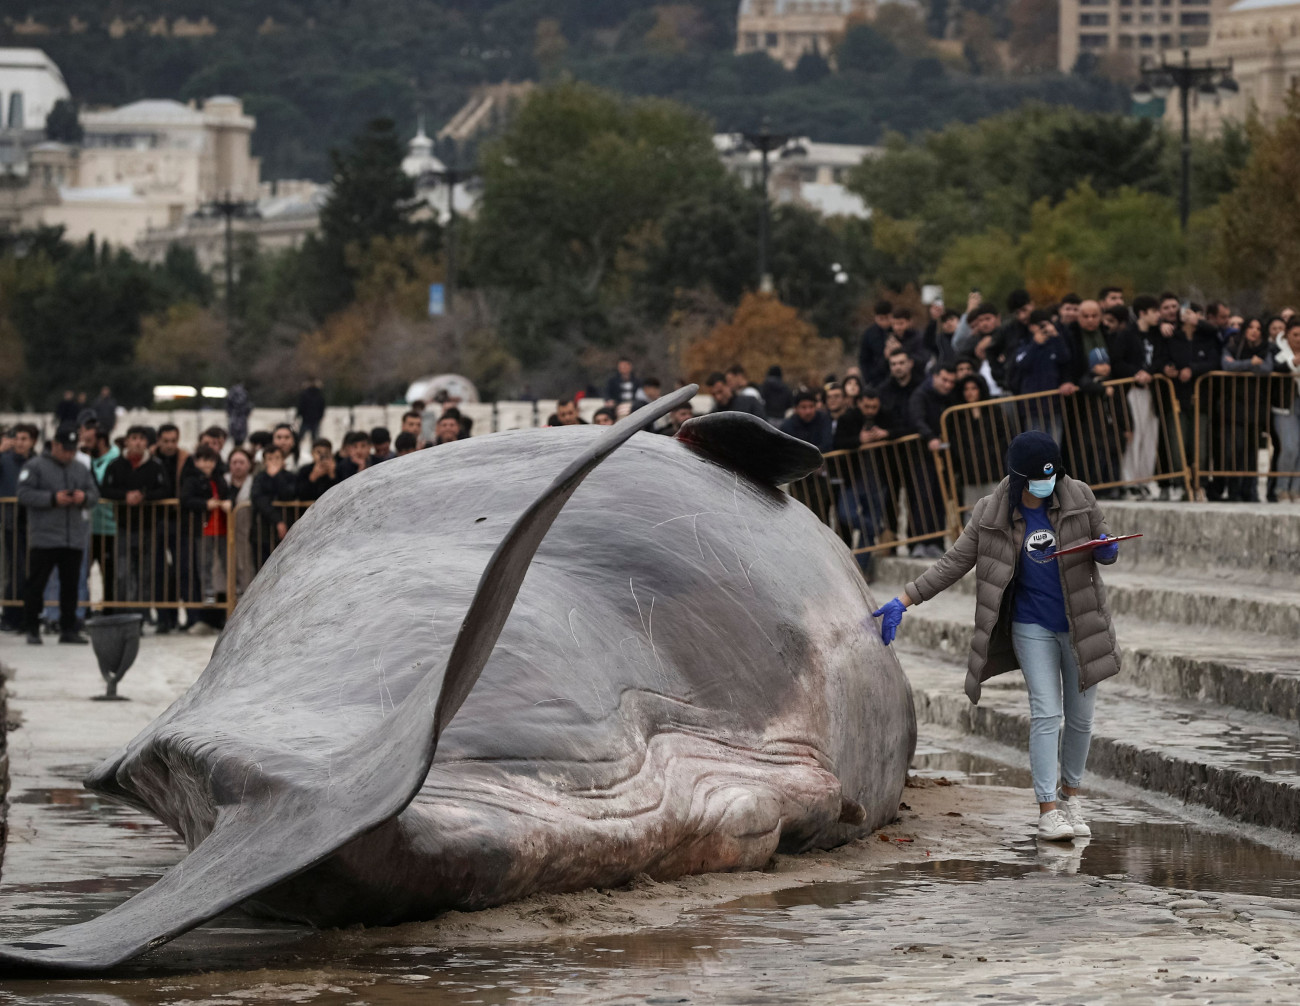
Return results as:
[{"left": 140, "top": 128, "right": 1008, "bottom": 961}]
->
[{"left": 0, "top": 384, "right": 699, "bottom": 973}]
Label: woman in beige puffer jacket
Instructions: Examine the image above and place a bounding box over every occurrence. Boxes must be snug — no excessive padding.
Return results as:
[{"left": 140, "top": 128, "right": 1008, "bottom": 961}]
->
[{"left": 872, "top": 431, "right": 1122, "bottom": 843}]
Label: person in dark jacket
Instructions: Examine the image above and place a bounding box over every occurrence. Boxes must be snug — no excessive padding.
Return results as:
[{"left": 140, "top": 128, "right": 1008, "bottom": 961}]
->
[
  {"left": 100, "top": 426, "right": 169, "bottom": 613},
  {"left": 17, "top": 426, "right": 98, "bottom": 644},
  {"left": 1070, "top": 347, "right": 1129, "bottom": 493},
  {"left": 760, "top": 366, "right": 794, "bottom": 421},
  {"left": 251, "top": 445, "right": 299, "bottom": 566},
  {"left": 55, "top": 391, "right": 79, "bottom": 426},
  {"left": 603, "top": 358, "right": 642, "bottom": 409},
  {"left": 1062, "top": 300, "right": 1109, "bottom": 385},
  {"left": 93, "top": 386, "right": 117, "bottom": 437},
  {"left": 1006, "top": 310, "right": 1074, "bottom": 441},
  {"left": 949, "top": 375, "right": 1012, "bottom": 509},
  {"left": 781, "top": 392, "right": 834, "bottom": 527},
  {"left": 0, "top": 423, "right": 37, "bottom": 631},
  {"left": 858, "top": 300, "right": 895, "bottom": 390},
  {"left": 780, "top": 392, "right": 833, "bottom": 451},
  {"left": 226, "top": 383, "right": 252, "bottom": 447},
  {"left": 180, "top": 444, "right": 231, "bottom": 631},
  {"left": 296, "top": 380, "right": 326, "bottom": 444},
  {"left": 877, "top": 349, "right": 924, "bottom": 439},
  {"left": 888, "top": 307, "right": 931, "bottom": 374},
  {"left": 707, "top": 372, "right": 764, "bottom": 417},
  {"left": 296, "top": 439, "right": 338, "bottom": 500},
  {"left": 1153, "top": 306, "right": 1220, "bottom": 496},
  {"left": 908, "top": 364, "right": 959, "bottom": 450},
  {"left": 1216, "top": 318, "right": 1277, "bottom": 501}
]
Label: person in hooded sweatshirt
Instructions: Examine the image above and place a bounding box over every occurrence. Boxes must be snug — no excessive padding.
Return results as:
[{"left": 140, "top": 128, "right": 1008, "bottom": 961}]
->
[{"left": 870, "top": 432, "right": 1122, "bottom": 844}]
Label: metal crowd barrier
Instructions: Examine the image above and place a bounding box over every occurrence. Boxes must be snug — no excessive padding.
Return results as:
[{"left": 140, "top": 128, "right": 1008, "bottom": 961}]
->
[
  {"left": 0, "top": 497, "right": 322, "bottom": 624},
  {"left": 1192, "top": 371, "right": 1300, "bottom": 491},
  {"left": 937, "top": 375, "right": 1192, "bottom": 533},
  {"left": 790, "top": 434, "right": 952, "bottom": 560}
]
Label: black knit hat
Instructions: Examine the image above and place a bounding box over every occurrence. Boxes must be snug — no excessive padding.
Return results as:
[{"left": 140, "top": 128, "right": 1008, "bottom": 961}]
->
[{"left": 1006, "top": 431, "right": 1063, "bottom": 518}]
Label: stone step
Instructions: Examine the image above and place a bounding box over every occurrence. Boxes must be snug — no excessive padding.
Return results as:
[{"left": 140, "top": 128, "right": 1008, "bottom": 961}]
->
[
  {"left": 900, "top": 646, "right": 1300, "bottom": 834},
  {"left": 874, "top": 557, "right": 1300, "bottom": 638},
  {"left": 877, "top": 585, "right": 1300, "bottom": 724},
  {"left": 1100, "top": 500, "right": 1300, "bottom": 584}
]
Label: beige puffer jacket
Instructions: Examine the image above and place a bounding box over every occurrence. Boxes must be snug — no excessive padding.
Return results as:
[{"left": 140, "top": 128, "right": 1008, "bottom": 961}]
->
[{"left": 903, "top": 475, "right": 1120, "bottom": 703}]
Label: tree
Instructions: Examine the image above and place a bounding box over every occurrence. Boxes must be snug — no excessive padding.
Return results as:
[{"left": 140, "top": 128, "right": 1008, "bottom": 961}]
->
[
  {"left": 682, "top": 292, "right": 843, "bottom": 388},
  {"left": 935, "top": 184, "right": 1182, "bottom": 307},
  {"left": 849, "top": 106, "right": 1192, "bottom": 286},
  {"left": 44, "top": 99, "right": 82, "bottom": 143},
  {"left": 312, "top": 117, "right": 422, "bottom": 319},
  {"left": 1213, "top": 97, "right": 1300, "bottom": 307},
  {"left": 470, "top": 82, "right": 727, "bottom": 364},
  {"left": 793, "top": 46, "right": 831, "bottom": 85},
  {"left": 319, "top": 118, "right": 417, "bottom": 252}
]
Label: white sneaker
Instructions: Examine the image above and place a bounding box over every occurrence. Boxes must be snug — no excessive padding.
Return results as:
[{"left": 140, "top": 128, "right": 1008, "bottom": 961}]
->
[
  {"left": 1060, "top": 795, "right": 1091, "bottom": 838},
  {"left": 1037, "top": 809, "right": 1075, "bottom": 841}
]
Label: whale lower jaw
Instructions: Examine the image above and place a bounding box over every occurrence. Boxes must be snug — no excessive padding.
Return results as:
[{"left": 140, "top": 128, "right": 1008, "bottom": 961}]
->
[{"left": 242, "top": 727, "right": 900, "bottom": 927}]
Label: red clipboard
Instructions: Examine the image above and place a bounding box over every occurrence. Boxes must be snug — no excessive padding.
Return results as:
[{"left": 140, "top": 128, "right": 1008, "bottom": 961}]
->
[{"left": 1049, "top": 533, "right": 1142, "bottom": 559}]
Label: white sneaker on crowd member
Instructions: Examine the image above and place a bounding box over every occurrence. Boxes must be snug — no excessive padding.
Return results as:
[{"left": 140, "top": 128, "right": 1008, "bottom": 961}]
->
[
  {"left": 1060, "top": 794, "right": 1091, "bottom": 838},
  {"left": 1037, "top": 809, "right": 1076, "bottom": 841}
]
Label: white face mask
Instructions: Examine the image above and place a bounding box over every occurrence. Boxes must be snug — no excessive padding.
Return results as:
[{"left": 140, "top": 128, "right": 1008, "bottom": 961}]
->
[{"left": 1027, "top": 475, "right": 1057, "bottom": 498}]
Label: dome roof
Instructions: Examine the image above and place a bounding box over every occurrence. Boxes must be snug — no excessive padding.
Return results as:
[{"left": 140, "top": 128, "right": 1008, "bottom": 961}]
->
[
  {"left": 402, "top": 122, "right": 445, "bottom": 179},
  {"left": 739, "top": 0, "right": 861, "bottom": 15}
]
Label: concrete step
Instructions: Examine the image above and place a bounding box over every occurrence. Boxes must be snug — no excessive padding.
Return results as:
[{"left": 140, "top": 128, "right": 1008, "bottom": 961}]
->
[
  {"left": 900, "top": 646, "right": 1300, "bottom": 834},
  {"left": 877, "top": 585, "right": 1300, "bottom": 724},
  {"left": 875, "top": 556, "right": 1300, "bottom": 638},
  {"left": 1071, "top": 500, "right": 1300, "bottom": 586}
]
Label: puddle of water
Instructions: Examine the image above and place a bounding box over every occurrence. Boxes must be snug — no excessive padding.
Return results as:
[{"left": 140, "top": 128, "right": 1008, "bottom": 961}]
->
[{"left": 2, "top": 745, "right": 1299, "bottom": 1002}]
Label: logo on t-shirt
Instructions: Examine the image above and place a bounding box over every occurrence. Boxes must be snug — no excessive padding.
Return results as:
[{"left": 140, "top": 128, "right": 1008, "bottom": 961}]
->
[{"left": 1024, "top": 528, "right": 1057, "bottom": 564}]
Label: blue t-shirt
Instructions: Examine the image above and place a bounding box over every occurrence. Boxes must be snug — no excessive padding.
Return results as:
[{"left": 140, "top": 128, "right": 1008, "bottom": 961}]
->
[{"left": 1014, "top": 503, "right": 1069, "bottom": 632}]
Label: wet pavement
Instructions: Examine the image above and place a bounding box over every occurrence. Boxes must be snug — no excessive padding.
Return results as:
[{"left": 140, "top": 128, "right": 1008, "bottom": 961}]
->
[{"left": 1, "top": 637, "right": 1300, "bottom": 1003}]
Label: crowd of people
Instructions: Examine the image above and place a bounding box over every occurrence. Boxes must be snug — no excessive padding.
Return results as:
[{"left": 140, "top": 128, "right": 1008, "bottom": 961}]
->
[
  {"left": 4, "top": 286, "right": 1299, "bottom": 637},
  {"left": 0, "top": 393, "right": 478, "bottom": 643}
]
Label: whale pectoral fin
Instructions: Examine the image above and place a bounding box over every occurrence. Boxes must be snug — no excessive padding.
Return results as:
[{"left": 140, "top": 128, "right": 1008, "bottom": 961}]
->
[
  {"left": 0, "top": 384, "right": 700, "bottom": 973},
  {"left": 675, "top": 412, "right": 823, "bottom": 486}
]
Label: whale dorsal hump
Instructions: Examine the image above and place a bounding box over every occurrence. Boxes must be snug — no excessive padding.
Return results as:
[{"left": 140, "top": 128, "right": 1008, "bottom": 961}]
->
[{"left": 676, "top": 412, "right": 823, "bottom": 485}]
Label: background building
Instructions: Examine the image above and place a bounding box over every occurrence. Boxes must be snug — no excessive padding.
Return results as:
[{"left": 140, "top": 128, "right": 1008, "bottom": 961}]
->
[
  {"left": 1173, "top": 0, "right": 1300, "bottom": 133},
  {"left": 715, "top": 133, "right": 877, "bottom": 217},
  {"left": 31, "top": 95, "right": 261, "bottom": 247},
  {"left": 736, "top": 0, "right": 880, "bottom": 68},
  {"left": 1058, "top": 0, "right": 1226, "bottom": 72}
]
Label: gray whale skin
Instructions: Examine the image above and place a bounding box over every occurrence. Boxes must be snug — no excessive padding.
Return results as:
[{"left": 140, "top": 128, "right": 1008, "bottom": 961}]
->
[{"left": 0, "top": 385, "right": 915, "bottom": 971}]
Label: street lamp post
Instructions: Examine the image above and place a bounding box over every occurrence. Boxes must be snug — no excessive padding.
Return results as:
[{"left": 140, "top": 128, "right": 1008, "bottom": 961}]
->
[
  {"left": 1133, "top": 49, "right": 1237, "bottom": 232},
  {"left": 428, "top": 149, "right": 477, "bottom": 315},
  {"left": 200, "top": 193, "right": 260, "bottom": 335},
  {"left": 731, "top": 120, "right": 806, "bottom": 293}
]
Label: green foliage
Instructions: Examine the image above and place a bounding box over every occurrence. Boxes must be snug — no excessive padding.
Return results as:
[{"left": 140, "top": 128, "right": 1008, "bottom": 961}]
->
[
  {"left": 469, "top": 81, "right": 727, "bottom": 362},
  {"left": 44, "top": 99, "right": 83, "bottom": 143},
  {"left": 4, "top": 1, "right": 1122, "bottom": 179},
  {"left": 850, "top": 105, "right": 1248, "bottom": 288},
  {"left": 1212, "top": 98, "right": 1300, "bottom": 308},
  {"left": 935, "top": 184, "right": 1183, "bottom": 307},
  {"left": 0, "top": 232, "right": 211, "bottom": 408}
]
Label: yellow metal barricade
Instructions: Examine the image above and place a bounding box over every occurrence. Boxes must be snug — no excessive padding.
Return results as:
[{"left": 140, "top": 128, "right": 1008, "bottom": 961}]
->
[
  {"left": 233, "top": 499, "right": 315, "bottom": 608},
  {"left": 1192, "top": 371, "right": 1299, "bottom": 491},
  {"left": 793, "top": 434, "right": 951, "bottom": 559},
  {"left": 938, "top": 376, "right": 1192, "bottom": 533}
]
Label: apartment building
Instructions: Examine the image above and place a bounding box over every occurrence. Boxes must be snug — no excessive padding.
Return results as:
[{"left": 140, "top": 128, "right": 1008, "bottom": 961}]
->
[{"left": 1058, "top": 0, "right": 1223, "bottom": 71}]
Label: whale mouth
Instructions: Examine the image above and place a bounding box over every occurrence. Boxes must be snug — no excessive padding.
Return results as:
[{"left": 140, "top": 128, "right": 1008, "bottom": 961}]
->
[{"left": 0, "top": 385, "right": 701, "bottom": 974}]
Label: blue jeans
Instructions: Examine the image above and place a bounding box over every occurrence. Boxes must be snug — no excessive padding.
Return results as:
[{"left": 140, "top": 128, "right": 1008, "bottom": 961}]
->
[
  {"left": 1012, "top": 621, "right": 1097, "bottom": 803},
  {"left": 1275, "top": 402, "right": 1300, "bottom": 495}
]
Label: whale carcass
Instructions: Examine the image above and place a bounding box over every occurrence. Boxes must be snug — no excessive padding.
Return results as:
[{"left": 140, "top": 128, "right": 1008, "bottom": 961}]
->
[{"left": 0, "top": 385, "right": 916, "bottom": 971}]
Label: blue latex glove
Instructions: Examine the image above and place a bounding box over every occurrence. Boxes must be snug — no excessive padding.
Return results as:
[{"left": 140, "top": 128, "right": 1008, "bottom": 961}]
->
[
  {"left": 1093, "top": 534, "right": 1119, "bottom": 562},
  {"left": 871, "top": 597, "right": 907, "bottom": 646}
]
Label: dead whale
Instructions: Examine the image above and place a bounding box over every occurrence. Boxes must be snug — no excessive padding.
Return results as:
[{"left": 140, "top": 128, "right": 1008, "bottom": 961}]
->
[{"left": 0, "top": 384, "right": 916, "bottom": 971}]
